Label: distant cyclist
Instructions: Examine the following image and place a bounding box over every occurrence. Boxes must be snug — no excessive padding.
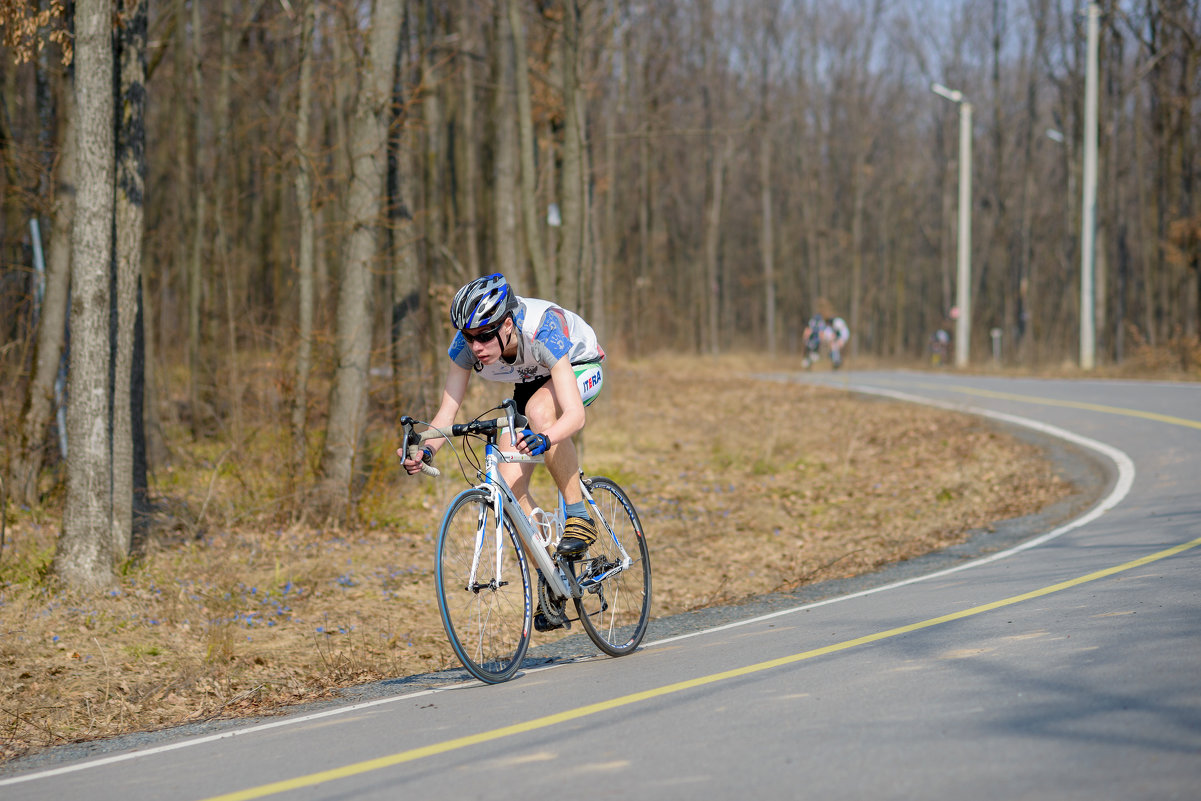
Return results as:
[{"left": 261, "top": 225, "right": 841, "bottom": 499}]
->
[
  {"left": 801, "top": 314, "right": 825, "bottom": 369},
  {"left": 823, "top": 314, "right": 850, "bottom": 369},
  {"left": 929, "top": 328, "right": 950, "bottom": 367},
  {"left": 399, "top": 273, "right": 605, "bottom": 565}
]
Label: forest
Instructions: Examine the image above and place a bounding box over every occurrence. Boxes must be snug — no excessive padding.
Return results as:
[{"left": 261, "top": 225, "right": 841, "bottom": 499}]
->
[{"left": 0, "top": 1, "right": 1198, "bottom": 590}]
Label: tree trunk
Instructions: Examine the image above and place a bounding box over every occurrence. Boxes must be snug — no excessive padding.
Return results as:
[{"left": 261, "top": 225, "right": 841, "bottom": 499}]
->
[
  {"left": 291, "top": 0, "right": 316, "bottom": 483},
  {"left": 56, "top": 0, "right": 115, "bottom": 591},
  {"left": 492, "top": 1, "right": 520, "bottom": 284},
  {"left": 187, "top": 0, "right": 205, "bottom": 438},
  {"left": 317, "top": 0, "right": 404, "bottom": 524},
  {"left": 850, "top": 153, "right": 866, "bottom": 359},
  {"left": 419, "top": 0, "right": 444, "bottom": 285},
  {"left": 215, "top": 0, "right": 241, "bottom": 437},
  {"left": 760, "top": 122, "right": 776, "bottom": 356},
  {"left": 636, "top": 119, "right": 651, "bottom": 357},
  {"left": 507, "top": 0, "right": 550, "bottom": 296},
  {"left": 458, "top": 3, "right": 481, "bottom": 279},
  {"left": 557, "top": 0, "right": 586, "bottom": 310},
  {"left": 704, "top": 136, "right": 733, "bottom": 355},
  {"left": 166, "top": 0, "right": 187, "bottom": 412},
  {"left": 11, "top": 72, "right": 74, "bottom": 507},
  {"left": 390, "top": 0, "right": 425, "bottom": 414},
  {"left": 111, "top": 0, "right": 148, "bottom": 560}
]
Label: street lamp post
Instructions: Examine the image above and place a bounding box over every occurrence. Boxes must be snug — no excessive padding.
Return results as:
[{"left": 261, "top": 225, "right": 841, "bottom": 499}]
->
[{"left": 932, "top": 82, "right": 972, "bottom": 369}]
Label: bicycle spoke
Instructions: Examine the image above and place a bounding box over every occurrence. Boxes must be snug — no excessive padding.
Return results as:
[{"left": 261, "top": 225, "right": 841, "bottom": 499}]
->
[
  {"left": 574, "top": 478, "right": 652, "bottom": 656},
  {"left": 436, "top": 489, "right": 531, "bottom": 683}
]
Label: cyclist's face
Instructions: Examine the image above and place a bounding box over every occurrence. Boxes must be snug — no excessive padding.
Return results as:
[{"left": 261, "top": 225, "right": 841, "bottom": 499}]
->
[{"left": 464, "top": 319, "right": 508, "bottom": 362}]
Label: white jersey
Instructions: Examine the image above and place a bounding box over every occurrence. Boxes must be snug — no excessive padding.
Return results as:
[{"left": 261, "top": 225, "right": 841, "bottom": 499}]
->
[
  {"left": 449, "top": 296, "right": 604, "bottom": 384},
  {"left": 824, "top": 316, "right": 850, "bottom": 345}
]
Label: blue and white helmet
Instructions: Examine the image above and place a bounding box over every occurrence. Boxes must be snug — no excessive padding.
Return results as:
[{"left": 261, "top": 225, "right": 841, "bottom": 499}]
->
[{"left": 449, "top": 273, "right": 517, "bottom": 329}]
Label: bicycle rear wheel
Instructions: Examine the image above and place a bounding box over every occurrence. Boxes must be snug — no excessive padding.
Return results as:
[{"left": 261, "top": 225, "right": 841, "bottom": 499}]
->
[
  {"left": 574, "top": 477, "right": 652, "bottom": 656},
  {"left": 435, "top": 488, "right": 532, "bottom": 683}
]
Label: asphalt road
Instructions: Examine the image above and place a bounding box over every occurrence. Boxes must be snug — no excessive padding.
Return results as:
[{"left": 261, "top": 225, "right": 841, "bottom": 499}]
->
[{"left": 4, "top": 370, "right": 1199, "bottom": 800}]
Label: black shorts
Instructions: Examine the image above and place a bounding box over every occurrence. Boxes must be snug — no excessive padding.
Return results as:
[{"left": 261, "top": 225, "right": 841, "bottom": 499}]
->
[{"left": 513, "top": 375, "right": 552, "bottom": 415}]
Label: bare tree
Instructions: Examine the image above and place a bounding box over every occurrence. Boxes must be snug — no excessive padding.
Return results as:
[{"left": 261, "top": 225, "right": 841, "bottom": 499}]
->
[
  {"left": 317, "top": 0, "right": 404, "bottom": 523},
  {"left": 507, "top": 0, "right": 551, "bottom": 294},
  {"left": 186, "top": 0, "right": 204, "bottom": 437},
  {"left": 56, "top": 0, "right": 115, "bottom": 590},
  {"left": 110, "top": 0, "right": 147, "bottom": 560},
  {"left": 752, "top": 3, "right": 783, "bottom": 355},
  {"left": 390, "top": 0, "right": 427, "bottom": 413},
  {"left": 557, "top": 0, "right": 587, "bottom": 310},
  {"left": 492, "top": 0, "right": 521, "bottom": 283},
  {"left": 419, "top": 0, "right": 446, "bottom": 284},
  {"left": 10, "top": 63, "right": 72, "bottom": 507},
  {"left": 291, "top": 0, "right": 316, "bottom": 485},
  {"left": 457, "top": 2, "right": 482, "bottom": 278}
]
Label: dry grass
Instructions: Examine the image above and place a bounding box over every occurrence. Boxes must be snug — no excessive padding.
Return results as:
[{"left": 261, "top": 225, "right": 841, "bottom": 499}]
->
[{"left": 0, "top": 353, "right": 1074, "bottom": 762}]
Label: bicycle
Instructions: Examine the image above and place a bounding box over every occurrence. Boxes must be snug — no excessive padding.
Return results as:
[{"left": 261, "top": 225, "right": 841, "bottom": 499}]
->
[{"left": 401, "top": 399, "right": 652, "bottom": 684}]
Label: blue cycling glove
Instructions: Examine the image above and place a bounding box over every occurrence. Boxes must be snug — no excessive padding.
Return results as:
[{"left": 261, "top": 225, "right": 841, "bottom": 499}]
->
[{"left": 520, "top": 428, "right": 551, "bottom": 456}]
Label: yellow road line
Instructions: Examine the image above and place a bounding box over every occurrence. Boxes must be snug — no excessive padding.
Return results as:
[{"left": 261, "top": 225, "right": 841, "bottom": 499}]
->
[
  {"left": 933, "top": 383, "right": 1201, "bottom": 430},
  {"left": 197, "top": 535, "right": 1201, "bottom": 801}
]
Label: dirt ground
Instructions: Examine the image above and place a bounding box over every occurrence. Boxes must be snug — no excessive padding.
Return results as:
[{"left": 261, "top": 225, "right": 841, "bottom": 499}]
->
[{"left": 0, "top": 354, "right": 1074, "bottom": 763}]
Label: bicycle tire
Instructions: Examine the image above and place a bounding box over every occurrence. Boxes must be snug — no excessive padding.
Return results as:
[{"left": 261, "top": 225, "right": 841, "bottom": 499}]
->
[
  {"left": 435, "top": 488, "right": 532, "bottom": 683},
  {"left": 573, "top": 477, "right": 652, "bottom": 656}
]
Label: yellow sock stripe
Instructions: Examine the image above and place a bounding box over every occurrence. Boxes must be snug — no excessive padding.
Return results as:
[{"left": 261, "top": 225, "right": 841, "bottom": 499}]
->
[{"left": 198, "top": 534, "right": 1201, "bottom": 801}]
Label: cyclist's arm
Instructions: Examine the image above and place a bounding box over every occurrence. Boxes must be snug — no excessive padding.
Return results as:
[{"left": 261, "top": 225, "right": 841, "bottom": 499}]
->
[
  {"left": 425, "top": 363, "right": 470, "bottom": 455},
  {"left": 399, "top": 363, "right": 469, "bottom": 470}
]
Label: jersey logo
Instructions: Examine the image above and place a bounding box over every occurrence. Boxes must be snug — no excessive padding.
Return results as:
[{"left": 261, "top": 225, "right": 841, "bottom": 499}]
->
[{"left": 536, "top": 309, "right": 572, "bottom": 360}]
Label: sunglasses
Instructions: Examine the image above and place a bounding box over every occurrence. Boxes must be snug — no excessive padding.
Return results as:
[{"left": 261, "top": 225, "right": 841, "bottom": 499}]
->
[{"left": 462, "top": 322, "right": 503, "bottom": 344}]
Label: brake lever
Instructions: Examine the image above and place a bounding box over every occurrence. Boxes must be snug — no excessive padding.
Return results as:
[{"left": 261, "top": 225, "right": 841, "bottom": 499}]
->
[
  {"left": 400, "top": 415, "right": 440, "bottom": 477},
  {"left": 502, "top": 398, "right": 519, "bottom": 447}
]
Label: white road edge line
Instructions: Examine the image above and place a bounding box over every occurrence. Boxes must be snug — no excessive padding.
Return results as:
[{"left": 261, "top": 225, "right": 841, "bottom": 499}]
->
[{"left": 0, "top": 385, "right": 1135, "bottom": 788}]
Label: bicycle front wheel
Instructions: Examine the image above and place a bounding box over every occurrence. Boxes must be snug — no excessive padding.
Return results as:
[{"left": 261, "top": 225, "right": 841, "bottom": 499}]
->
[
  {"left": 574, "top": 477, "right": 652, "bottom": 656},
  {"left": 435, "top": 488, "right": 532, "bottom": 683}
]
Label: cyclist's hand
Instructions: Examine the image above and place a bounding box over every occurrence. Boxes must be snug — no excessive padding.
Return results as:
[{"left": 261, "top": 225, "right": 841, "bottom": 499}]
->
[
  {"left": 400, "top": 446, "right": 434, "bottom": 476},
  {"left": 517, "top": 428, "right": 551, "bottom": 456}
]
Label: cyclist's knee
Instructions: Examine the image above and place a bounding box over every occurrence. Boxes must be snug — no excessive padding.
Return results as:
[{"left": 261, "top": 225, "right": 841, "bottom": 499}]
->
[{"left": 522, "top": 390, "right": 560, "bottom": 431}]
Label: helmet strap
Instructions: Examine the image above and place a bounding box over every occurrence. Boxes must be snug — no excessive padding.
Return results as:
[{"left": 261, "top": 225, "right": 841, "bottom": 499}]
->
[{"left": 500, "top": 316, "right": 518, "bottom": 363}]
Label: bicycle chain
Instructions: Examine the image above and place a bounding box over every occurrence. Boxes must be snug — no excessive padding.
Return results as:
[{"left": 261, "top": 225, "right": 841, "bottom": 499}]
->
[{"left": 537, "top": 574, "right": 570, "bottom": 628}]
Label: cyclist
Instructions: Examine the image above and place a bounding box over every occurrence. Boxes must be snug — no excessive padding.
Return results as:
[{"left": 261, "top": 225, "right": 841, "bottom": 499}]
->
[
  {"left": 822, "top": 313, "right": 850, "bottom": 369},
  {"left": 399, "top": 273, "right": 605, "bottom": 564},
  {"left": 801, "top": 313, "right": 825, "bottom": 368},
  {"left": 929, "top": 328, "right": 950, "bottom": 366}
]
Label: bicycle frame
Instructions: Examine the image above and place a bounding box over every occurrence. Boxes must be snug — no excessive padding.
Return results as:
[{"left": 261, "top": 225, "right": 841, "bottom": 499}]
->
[
  {"left": 473, "top": 436, "right": 573, "bottom": 601},
  {"left": 403, "top": 405, "right": 634, "bottom": 606},
  {"left": 472, "top": 427, "right": 634, "bottom": 603}
]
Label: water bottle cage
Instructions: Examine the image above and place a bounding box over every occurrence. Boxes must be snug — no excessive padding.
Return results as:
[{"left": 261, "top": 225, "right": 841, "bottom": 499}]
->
[{"left": 529, "top": 507, "right": 560, "bottom": 549}]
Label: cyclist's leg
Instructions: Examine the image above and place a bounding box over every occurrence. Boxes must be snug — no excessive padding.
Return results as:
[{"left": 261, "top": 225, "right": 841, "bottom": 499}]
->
[
  {"left": 519, "top": 380, "right": 584, "bottom": 505},
  {"left": 517, "top": 361, "right": 604, "bottom": 507},
  {"left": 498, "top": 456, "right": 539, "bottom": 514},
  {"left": 504, "top": 378, "right": 550, "bottom": 515},
  {"left": 499, "top": 460, "right": 556, "bottom": 605}
]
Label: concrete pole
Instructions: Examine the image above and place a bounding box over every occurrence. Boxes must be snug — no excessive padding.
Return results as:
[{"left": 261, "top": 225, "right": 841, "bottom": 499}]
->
[
  {"left": 956, "top": 101, "right": 973, "bottom": 369},
  {"left": 1079, "top": 3, "right": 1099, "bottom": 370}
]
